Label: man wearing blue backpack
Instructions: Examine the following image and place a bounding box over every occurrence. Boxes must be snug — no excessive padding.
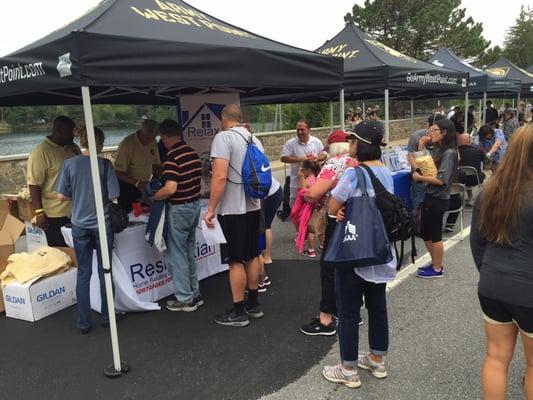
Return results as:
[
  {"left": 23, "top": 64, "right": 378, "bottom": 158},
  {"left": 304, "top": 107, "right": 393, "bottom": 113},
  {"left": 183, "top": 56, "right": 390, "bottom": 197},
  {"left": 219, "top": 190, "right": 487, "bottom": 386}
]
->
[{"left": 204, "top": 104, "right": 271, "bottom": 327}]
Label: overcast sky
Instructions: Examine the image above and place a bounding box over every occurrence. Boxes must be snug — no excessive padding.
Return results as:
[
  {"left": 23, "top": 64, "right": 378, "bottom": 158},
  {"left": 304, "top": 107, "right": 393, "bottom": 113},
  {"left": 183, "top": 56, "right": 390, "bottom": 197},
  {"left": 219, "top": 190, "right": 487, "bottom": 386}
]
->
[{"left": 0, "top": 0, "right": 527, "bottom": 57}]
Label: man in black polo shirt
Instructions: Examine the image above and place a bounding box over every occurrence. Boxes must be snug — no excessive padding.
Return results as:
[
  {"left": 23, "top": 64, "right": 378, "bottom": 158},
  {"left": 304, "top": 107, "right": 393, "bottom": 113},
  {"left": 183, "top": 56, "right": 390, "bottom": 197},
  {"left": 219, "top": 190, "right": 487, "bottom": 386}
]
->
[{"left": 152, "top": 119, "right": 203, "bottom": 312}]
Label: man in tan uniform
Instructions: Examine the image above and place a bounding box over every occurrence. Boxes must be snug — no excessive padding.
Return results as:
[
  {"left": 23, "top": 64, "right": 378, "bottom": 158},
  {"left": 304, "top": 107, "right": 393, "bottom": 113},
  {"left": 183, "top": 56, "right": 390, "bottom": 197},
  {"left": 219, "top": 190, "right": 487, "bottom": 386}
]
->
[
  {"left": 27, "top": 116, "right": 80, "bottom": 246},
  {"left": 114, "top": 119, "right": 161, "bottom": 212}
]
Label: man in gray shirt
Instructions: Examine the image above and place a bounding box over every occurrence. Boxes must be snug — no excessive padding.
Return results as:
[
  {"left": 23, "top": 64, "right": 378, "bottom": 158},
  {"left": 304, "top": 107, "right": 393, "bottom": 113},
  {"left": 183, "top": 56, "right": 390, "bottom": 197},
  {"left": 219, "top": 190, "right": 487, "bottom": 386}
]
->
[{"left": 204, "top": 104, "right": 264, "bottom": 327}]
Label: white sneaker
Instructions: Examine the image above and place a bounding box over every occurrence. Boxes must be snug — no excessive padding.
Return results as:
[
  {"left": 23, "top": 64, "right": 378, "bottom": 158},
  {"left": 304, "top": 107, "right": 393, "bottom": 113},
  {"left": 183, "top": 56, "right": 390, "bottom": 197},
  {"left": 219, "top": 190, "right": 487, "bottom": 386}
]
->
[
  {"left": 322, "top": 364, "right": 361, "bottom": 388},
  {"left": 357, "top": 354, "right": 387, "bottom": 379}
]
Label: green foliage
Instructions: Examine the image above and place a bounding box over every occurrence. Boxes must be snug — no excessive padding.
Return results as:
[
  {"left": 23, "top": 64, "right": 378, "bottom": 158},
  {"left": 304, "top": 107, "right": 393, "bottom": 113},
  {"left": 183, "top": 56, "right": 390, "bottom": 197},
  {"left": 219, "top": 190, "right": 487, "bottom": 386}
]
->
[
  {"left": 503, "top": 6, "right": 533, "bottom": 69},
  {"left": 475, "top": 46, "right": 502, "bottom": 69},
  {"left": 344, "top": 0, "right": 490, "bottom": 61}
]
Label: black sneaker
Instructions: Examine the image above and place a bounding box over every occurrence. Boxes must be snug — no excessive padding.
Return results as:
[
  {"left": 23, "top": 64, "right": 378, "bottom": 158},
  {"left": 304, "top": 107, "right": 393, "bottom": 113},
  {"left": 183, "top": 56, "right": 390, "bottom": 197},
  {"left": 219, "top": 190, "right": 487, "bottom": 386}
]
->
[
  {"left": 300, "top": 317, "right": 336, "bottom": 336},
  {"left": 245, "top": 303, "right": 264, "bottom": 319},
  {"left": 258, "top": 282, "right": 268, "bottom": 293},
  {"left": 214, "top": 309, "right": 250, "bottom": 327},
  {"left": 262, "top": 276, "right": 271, "bottom": 286},
  {"left": 194, "top": 294, "right": 204, "bottom": 307}
]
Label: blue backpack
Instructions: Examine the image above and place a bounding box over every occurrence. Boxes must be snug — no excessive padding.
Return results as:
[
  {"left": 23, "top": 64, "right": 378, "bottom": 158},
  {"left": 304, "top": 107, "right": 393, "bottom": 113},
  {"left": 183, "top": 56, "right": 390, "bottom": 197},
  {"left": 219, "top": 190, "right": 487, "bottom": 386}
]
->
[{"left": 231, "top": 129, "right": 272, "bottom": 199}]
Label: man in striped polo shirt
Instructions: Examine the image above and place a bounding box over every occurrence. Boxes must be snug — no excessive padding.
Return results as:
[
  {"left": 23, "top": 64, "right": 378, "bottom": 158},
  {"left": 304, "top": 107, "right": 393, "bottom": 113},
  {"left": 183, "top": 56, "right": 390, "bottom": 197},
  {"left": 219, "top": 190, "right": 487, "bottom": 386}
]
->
[{"left": 152, "top": 119, "right": 203, "bottom": 312}]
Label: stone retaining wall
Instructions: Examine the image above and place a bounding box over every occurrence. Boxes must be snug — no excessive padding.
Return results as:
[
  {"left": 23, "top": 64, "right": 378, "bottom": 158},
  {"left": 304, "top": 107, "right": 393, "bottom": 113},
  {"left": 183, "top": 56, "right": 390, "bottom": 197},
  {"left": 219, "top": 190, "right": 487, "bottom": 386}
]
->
[{"left": 0, "top": 117, "right": 426, "bottom": 194}]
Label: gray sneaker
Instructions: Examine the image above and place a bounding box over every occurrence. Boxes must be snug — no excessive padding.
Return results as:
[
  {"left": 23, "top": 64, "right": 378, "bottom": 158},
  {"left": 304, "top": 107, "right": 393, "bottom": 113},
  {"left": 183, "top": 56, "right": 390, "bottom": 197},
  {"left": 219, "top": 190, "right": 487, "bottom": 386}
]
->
[
  {"left": 214, "top": 309, "right": 250, "bottom": 327},
  {"left": 322, "top": 364, "right": 361, "bottom": 388},
  {"left": 166, "top": 300, "right": 198, "bottom": 312},
  {"left": 194, "top": 294, "right": 204, "bottom": 307},
  {"left": 357, "top": 354, "right": 387, "bottom": 379},
  {"left": 245, "top": 304, "right": 264, "bottom": 319}
]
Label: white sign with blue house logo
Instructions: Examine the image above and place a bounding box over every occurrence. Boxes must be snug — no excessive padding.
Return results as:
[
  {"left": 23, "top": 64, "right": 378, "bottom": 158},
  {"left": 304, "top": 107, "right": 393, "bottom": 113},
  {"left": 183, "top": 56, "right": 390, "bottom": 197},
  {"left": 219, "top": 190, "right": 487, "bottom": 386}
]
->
[{"left": 180, "top": 93, "right": 240, "bottom": 198}]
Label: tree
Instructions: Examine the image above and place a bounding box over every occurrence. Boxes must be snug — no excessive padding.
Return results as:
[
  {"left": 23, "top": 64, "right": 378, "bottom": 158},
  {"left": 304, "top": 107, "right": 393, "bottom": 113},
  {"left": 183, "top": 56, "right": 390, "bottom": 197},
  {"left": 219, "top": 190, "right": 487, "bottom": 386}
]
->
[
  {"left": 475, "top": 46, "right": 503, "bottom": 69},
  {"left": 502, "top": 6, "right": 533, "bottom": 69},
  {"left": 344, "top": 0, "right": 490, "bottom": 62}
]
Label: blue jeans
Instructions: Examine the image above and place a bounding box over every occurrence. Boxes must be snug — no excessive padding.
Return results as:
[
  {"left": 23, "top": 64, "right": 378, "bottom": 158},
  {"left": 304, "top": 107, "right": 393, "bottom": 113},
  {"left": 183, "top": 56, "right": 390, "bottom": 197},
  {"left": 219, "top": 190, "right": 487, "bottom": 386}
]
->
[
  {"left": 165, "top": 201, "right": 201, "bottom": 303},
  {"left": 335, "top": 268, "right": 389, "bottom": 367},
  {"left": 72, "top": 223, "right": 113, "bottom": 330}
]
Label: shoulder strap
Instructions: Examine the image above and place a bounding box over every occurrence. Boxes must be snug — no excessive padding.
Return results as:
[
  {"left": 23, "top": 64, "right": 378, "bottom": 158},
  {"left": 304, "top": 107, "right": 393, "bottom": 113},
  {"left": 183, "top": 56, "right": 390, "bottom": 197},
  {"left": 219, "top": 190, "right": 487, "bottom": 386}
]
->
[
  {"left": 230, "top": 128, "right": 253, "bottom": 145},
  {"left": 354, "top": 167, "right": 369, "bottom": 196},
  {"left": 359, "top": 164, "right": 387, "bottom": 195},
  {"left": 102, "top": 158, "right": 110, "bottom": 204}
]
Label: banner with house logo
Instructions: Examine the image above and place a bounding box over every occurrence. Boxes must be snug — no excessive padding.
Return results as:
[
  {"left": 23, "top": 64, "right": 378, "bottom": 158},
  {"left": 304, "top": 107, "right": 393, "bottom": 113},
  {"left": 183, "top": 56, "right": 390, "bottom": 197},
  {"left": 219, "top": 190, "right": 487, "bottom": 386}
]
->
[{"left": 180, "top": 93, "right": 240, "bottom": 198}]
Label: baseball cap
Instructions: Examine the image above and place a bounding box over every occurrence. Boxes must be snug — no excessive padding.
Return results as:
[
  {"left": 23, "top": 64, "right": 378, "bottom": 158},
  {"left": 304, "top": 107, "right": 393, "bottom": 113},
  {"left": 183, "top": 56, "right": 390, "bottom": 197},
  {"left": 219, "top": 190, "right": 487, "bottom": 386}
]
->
[
  {"left": 327, "top": 130, "right": 348, "bottom": 144},
  {"left": 347, "top": 120, "right": 387, "bottom": 146}
]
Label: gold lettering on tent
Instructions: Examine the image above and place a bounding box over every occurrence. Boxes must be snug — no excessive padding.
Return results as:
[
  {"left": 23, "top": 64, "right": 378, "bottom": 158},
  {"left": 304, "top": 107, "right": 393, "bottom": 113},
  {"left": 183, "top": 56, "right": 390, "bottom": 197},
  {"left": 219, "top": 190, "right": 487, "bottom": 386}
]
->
[
  {"left": 319, "top": 44, "right": 359, "bottom": 59},
  {"left": 130, "top": 2, "right": 255, "bottom": 38},
  {"left": 168, "top": 13, "right": 191, "bottom": 25},
  {"left": 153, "top": 10, "right": 174, "bottom": 22}
]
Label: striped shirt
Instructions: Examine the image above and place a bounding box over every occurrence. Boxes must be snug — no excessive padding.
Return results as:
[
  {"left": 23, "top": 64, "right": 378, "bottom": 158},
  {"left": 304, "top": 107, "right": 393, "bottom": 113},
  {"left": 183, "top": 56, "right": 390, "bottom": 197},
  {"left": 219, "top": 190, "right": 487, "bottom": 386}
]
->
[{"left": 163, "top": 141, "right": 202, "bottom": 205}]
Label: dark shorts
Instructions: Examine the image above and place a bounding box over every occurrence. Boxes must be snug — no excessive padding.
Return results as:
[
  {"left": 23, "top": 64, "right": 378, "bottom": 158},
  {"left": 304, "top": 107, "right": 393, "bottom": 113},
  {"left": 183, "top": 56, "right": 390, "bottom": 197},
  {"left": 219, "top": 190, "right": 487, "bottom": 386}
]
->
[
  {"left": 479, "top": 294, "right": 533, "bottom": 337},
  {"left": 263, "top": 187, "right": 283, "bottom": 229},
  {"left": 219, "top": 210, "right": 261, "bottom": 265},
  {"left": 420, "top": 195, "right": 450, "bottom": 243}
]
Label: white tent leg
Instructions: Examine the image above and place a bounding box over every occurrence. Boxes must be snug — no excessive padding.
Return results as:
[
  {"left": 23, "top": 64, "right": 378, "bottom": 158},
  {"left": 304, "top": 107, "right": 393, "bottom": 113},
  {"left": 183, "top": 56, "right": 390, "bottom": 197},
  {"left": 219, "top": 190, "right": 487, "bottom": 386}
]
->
[
  {"left": 479, "top": 99, "right": 482, "bottom": 126},
  {"left": 329, "top": 101, "right": 334, "bottom": 131},
  {"left": 384, "top": 89, "right": 390, "bottom": 143},
  {"left": 410, "top": 99, "right": 414, "bottom": 132},
  {"left": 340, "top": 89, "right": 345, "bottom": 131},
  {"left": 81, "top": 86, "right": 128, "bottom": 378},
  {"left": 482, "top": 92, "right": 487, "bottom": 125},
  {"left": 464, "top": 91, "right": 469, "bottom": 133}
]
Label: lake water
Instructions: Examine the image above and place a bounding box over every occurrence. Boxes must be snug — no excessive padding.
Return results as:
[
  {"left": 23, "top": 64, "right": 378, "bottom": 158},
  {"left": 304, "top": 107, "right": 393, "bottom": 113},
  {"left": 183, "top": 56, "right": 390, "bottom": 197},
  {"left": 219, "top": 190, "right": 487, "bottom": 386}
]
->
[{"left": 0, "top": 128, "right": 134, "bottom": 156}]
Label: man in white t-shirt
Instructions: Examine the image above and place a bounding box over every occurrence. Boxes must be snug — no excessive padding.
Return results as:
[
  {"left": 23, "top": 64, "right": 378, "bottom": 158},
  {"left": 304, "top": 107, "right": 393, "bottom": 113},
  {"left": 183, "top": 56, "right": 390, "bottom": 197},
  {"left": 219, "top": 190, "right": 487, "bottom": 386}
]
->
[
  {"left": 281, "top": 120, "right": 325, "bottom": 206},
  {"left": 204, "top": 104, "right": 264, "bottom": 327}
]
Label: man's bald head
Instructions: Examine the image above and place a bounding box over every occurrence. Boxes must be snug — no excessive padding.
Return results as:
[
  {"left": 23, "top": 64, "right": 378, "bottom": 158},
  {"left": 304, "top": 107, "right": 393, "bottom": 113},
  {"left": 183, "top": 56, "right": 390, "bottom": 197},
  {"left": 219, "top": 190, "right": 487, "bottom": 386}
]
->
[
  {"left": 221, "top": 104, "right": 242, "bottom": 124},
  {"left": 457, "top": 133, "right": 471, "bottom": 146},
  {"left": 221, "top": 104, "right": 242, "bottom": 130}
]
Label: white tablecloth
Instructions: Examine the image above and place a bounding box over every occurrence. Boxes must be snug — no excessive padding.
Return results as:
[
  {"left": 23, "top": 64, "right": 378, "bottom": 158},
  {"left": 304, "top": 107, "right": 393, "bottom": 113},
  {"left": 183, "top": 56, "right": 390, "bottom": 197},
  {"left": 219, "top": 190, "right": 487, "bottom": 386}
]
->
[{"left": 61, "top": 208, "right": 228, "bottom": 312}]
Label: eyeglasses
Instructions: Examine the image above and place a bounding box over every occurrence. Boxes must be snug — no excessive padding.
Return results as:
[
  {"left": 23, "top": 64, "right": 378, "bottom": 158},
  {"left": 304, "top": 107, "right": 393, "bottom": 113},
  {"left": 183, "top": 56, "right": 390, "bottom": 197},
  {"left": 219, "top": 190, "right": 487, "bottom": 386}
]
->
[{"left": 426, "top": 127, "right": 442, "bottom": 134}]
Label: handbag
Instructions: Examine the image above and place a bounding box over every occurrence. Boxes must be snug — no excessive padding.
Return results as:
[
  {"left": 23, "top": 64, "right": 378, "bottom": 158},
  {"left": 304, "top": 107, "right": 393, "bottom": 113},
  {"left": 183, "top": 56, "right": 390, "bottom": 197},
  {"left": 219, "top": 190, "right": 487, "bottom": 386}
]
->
[
  {"left": 307, "top": 205, "right": 326, "bottom": 235},
  {"left": 323, "top": 167, "right": 393, "bottom": 269},
  {"left": 103, "top": 159, "right": 129, "bottom": 234}
]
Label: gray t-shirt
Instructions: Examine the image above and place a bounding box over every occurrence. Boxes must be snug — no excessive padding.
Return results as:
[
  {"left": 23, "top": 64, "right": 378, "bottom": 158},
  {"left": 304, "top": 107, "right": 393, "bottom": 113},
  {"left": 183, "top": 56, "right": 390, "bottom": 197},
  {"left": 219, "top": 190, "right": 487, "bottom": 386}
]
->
[
  {"left": 425, "top": 148, "right": 458, "bottom": 200},
  {"left": 210, "top": 126, "right": 263, "bottom": 215},
  {"left": 407, "top": 129, "right": 427, "bottom": 153}
]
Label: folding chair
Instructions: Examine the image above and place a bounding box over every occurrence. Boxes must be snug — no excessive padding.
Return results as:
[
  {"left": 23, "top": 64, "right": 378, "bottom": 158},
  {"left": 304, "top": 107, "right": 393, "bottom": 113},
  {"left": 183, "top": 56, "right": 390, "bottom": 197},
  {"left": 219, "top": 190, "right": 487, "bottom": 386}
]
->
[
  {"left": 458, "top": 166, "right": 482, "bottom": 204},
  {"left": 444, "top": 183, "right": 466, "bottom": 241}
]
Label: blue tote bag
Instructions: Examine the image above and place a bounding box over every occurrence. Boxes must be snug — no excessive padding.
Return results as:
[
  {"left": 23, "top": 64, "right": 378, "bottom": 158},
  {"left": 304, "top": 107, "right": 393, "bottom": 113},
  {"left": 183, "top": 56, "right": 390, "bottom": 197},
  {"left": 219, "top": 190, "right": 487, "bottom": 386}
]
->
[{"left": 323, "top": 167, "right": 393, "bottom": 269}]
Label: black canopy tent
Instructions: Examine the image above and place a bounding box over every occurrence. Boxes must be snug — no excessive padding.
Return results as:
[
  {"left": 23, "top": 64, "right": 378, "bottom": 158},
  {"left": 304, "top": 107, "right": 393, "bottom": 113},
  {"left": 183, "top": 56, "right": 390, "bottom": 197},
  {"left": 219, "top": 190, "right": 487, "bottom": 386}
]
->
[
  {"left": 428, "top": 48, "right": 521, "bottom": 125},
  {"left": 244, "top": 24, "right": 469, "bottom": 141},
  {"left": 0, "top": 0, "right": 344, "bottom": 377},
  {"left": 0, "top": 0, "right": 343, "bottom": 106},
  {"left": 486, "top": 57, "right": 533, "bottom": 100}
]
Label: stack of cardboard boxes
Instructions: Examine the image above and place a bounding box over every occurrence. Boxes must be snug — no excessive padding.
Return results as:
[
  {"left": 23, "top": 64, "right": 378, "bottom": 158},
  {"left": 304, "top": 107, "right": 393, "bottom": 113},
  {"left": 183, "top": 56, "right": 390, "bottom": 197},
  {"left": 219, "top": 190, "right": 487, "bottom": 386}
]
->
[{"left": 0, "top": 198, "right": 78, "bottom": 322}]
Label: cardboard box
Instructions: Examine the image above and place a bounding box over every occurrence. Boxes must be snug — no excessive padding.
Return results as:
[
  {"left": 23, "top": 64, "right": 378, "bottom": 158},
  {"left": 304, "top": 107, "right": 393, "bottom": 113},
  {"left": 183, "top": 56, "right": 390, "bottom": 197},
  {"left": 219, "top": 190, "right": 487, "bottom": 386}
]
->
[
  {"left": 3, "top": 268, "right": 77, "bottom": 322},
  {"left": 0, "top": 201, "right": 25, "bottom": 312}
]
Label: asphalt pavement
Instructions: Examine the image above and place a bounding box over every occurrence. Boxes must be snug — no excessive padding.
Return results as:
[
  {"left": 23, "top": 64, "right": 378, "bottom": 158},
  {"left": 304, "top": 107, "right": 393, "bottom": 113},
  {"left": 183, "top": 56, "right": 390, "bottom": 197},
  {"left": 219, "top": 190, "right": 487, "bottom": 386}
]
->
[{"left": 2, "top": 169, "right": 527, "bottom": 399}]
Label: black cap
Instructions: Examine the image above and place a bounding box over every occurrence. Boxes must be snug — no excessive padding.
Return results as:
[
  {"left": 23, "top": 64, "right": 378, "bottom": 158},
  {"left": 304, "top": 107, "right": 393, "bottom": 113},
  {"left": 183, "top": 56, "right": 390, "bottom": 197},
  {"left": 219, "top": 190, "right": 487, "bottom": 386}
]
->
[{"left": 347, "top": 120, "right": 386, "bottom": 146}]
